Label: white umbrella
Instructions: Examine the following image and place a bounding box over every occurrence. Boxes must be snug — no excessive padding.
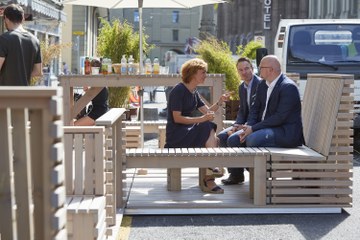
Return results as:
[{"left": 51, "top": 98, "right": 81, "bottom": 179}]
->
[{"left": 64, "top": 0, "right": 226, "bottom": 146}]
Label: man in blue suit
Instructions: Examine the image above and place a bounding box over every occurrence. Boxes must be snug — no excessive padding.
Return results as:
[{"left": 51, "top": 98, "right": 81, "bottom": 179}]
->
[
  {"left": 240, "top": 55, "right": 304, "bottom": 147},
  {"left": 218, "top": 57, "right": 261, "bottom": 185}
]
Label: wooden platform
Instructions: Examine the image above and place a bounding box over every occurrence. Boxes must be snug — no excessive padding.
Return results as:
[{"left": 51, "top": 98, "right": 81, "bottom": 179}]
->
[
  {"left": 124, "top": 168, "right": 255, "bottom": 215},
  {"left": 123, "top": 168, "right": 342, "bottom": 214}
]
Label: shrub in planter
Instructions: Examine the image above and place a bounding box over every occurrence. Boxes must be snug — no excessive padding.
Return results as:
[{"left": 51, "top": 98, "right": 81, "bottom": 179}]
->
[
  {"left": 97, "top": 18, "right": 152, "bottom": 107},
  {"left": 236, "top": 40, "right": 264, "bottom": 60},
  {"left": 195, "top": 37, "right": 240, "bottom": 100}
]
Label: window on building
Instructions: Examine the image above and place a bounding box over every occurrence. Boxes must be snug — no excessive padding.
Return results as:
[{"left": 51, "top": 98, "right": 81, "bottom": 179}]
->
[
  {"left": 134, "top": 10, "right": 139, "bottom": 22},
  {"left": 173, "top": 29, "right": 179, "bottom": 42},
  {"left": 172, "top": 11, "right": 179, "bottom": 23}
]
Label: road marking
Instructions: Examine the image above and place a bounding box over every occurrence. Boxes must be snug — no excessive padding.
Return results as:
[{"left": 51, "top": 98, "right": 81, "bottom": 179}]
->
[{"left": 117, "top": 216, "right": 132, "bottom": 240}]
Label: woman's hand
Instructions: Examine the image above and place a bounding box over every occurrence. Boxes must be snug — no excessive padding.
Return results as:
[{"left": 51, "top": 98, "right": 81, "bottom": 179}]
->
[{"left": 203, "top": 111, "right": 215, "bottom": 122}]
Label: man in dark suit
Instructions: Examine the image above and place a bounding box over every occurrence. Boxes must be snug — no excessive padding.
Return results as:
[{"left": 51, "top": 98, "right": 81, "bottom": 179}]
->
[
  {"left": 240, "top": 55, "right": 304, "bottom": 147},
  {"left": 218, "top": 57, "right": 261, "bottom": 185}
]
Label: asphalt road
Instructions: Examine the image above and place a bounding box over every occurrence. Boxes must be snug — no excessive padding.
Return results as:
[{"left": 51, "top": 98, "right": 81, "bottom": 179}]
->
[{"left": 118, "top": 155, "right": 360, "bottom": 240}]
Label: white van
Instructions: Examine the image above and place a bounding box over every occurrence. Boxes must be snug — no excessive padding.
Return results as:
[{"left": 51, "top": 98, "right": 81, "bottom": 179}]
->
[{"left": 273, "top": 19, "right": 360, "bottom": 106}]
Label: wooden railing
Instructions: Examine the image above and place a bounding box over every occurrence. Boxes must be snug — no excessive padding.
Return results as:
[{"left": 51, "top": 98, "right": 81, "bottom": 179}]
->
[{"left": 0, "top": 87, "right": 66, "bottom": 240}]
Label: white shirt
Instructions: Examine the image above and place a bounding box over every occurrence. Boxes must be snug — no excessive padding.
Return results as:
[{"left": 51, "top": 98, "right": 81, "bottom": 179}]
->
[{"left": 261, "top": 74, "right": 281, "bottom": 121}]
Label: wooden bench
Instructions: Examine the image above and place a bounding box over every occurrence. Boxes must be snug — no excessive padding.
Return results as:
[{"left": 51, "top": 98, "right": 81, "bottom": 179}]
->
[
  {"left": 64, "top": 108, "right": 127, "bottom": 239},
  {"left": 64, "top": 126, "right": 108, "bottom": 240},
  {"left": 0, "top": 87, "right": 66, "bottom": 240},
  {"left": 126, "top": 147, "right": 268, "bottom": 205},
  {"left": 122, "top": 74, "right": 353, "bottom": 214},
  {"left": 265, "top": 74, "right": 354, "bottom": 207}
]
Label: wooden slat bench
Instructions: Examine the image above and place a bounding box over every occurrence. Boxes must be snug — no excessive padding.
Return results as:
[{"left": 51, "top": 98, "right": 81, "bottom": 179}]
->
[
  {"left": 266, "top": 74, "right": 353, "bottom": 208},
  {"left": 64, "top": 126, "right": 107, "bottom": 240},
  {"left": 126, "top": 147, "right": 269, "bottom": 205},
  {"left": 64, "top": 108, "right": 127, "bottom": 239}
]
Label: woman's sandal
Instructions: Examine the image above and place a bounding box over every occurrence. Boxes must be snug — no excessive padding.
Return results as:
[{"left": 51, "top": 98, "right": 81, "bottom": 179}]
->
[
  {"left": 201, "top": 178, "right": 224, "bottom": 194},
  {"left": 207, "top": 167, "right": 225, "bottom": 178}
]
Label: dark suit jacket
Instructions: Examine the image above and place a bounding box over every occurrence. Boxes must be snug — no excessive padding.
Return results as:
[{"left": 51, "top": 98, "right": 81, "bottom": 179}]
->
[
  {"left": 235, "top": 75, "right": 261, "bottom": 124},
  {"left": 247, "top": 73, "right": 304, "bottom": 147}
]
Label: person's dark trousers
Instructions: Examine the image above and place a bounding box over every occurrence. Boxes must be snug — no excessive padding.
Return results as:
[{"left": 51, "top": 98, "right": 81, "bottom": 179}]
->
[{"left": 217, "top": 128, "right": 246, "bottom": 183}]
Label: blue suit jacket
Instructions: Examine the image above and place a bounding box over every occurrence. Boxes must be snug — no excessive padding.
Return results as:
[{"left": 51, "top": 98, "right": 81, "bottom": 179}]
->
[
  {"left": 247, "top": 74, "right": 304, "bottom": 147},
  {"left": 235, "top": 75, "right": 260, "bottom": 124}
]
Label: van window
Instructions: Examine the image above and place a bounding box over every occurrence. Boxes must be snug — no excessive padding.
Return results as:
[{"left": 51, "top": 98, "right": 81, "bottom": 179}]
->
[{"left": 288, "top": 24, "right": 360, "bottom": 63}]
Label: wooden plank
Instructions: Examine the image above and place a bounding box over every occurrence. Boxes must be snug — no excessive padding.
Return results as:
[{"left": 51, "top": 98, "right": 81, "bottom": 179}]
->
[
  {"left": 271, "top": 163, "right": 352, "bottom": 170},
  {"left": 266, "top": 146, "right": 325, "bottom": 160},
  {"left": 271, "top": 180, "right": 352, "bottom": 187},
  {"left": 271, "top": 171, "right": 352, "bottom": 178},
  {"left": 12, "top": 109, "right": 34, "bottom": 240},
  {"left": 95, "top": 108, "right": 126, "bottom": 126},
  {"left": 74, "top": 134, "right": 84, "bottom": 195},
  {"left": 64, "top": 134, "right": 74, "bottom": 195},
  {"left": 271, "top": 196, "right": 352, "bottom": 204},
  {"left": 0, "top": 109, "right": 16, "bottom": 240},
  {"left": 84, "top": 133, "right": 95, "bottom": 195},
  {"left": 28, "top": 109, "right": 45, "bottom": 239},
  {"left": 253, "top": 155, "right": 267, "bottom": 205}
]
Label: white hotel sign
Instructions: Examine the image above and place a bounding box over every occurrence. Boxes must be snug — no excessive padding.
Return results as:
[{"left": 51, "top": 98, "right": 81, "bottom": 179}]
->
[{"left": 264, "top": 0, "right": 272, "bottom": 29}]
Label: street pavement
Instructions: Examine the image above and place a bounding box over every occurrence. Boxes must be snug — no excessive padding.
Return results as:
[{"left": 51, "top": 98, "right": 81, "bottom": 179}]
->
[{"left": 119, "top": 89, "right": 360, "bottom": 240}]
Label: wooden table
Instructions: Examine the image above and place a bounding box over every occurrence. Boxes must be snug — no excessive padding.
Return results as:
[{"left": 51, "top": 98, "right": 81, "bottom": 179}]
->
[{"left": 58, "top": 74, "right": 226, "bottom": 130}]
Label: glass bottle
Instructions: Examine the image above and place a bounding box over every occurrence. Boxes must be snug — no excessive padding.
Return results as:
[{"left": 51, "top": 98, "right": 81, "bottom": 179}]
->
[
  {"left": 128, "top": 55, "right": 134, "bottom": 75},
  {"left": 84, "top": 57, "right": 91, "bottom": 75},
  {"left": 153, "top": 57, "right": 160, "bottom": 74},
  {"left": 145, "top": 58, "right": 152, "bottom": 74},
  {"left": 121, "top": 55, "right": 127, "bottom": 75}
]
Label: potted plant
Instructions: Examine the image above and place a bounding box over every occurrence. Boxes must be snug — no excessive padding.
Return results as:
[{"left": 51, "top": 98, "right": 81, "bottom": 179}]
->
[
  {"left": 195, "top": 37, "right": 240, "bottom": 99},
  {"left": 195, "top": 37, "right": 240, "bottom": 120},
  {"left": 31, "top": 41, "right": 71, "bottom": 85},
  {"left": 90, "top": 58, "right": 101, "bottom": 75},
  {"left": 96, "top": 18, "right": 152, "bottom": 108}
]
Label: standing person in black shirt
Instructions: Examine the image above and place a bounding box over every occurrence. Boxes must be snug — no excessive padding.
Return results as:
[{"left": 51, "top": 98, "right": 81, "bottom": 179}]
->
[{"left": 0, "top": 4, "right": 42, "bottom": 86}]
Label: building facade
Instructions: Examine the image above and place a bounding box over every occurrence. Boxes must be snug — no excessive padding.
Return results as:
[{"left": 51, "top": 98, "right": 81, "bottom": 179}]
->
[
  {"left": 1, "top": 0, "right": 66, "bottom": 75},
  {"left": 63, "top": 5, "right": 219, "bottom": 73},
  {"left": 217, "top": 0, "right": 360, "bottom": 55}
]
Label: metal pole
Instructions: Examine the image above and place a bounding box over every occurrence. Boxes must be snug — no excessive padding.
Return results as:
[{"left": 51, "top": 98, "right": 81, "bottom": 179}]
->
[{"left": 139, "top": 0, "right": 144, "bottom": 147}]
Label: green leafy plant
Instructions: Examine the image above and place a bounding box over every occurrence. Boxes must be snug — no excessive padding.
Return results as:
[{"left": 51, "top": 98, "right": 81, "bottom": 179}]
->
[
  {"left": 236, "top": 40, "right": 264, "bottom": 59},
  {"left": 97, "top": 18, "right": 152, "bottom": 107},
  {"left": 195, "top": 37, "right": 240, "bottom": 100}
]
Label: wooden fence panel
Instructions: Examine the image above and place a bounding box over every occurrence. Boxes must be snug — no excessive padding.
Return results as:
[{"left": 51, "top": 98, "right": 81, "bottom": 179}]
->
[{"left": 0, "top": 87, "right": 65, "bottom": 240}]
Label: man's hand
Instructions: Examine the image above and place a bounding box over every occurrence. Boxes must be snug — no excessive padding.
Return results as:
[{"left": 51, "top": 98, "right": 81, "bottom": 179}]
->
[{"left": 239, "top": 125, "right": 252, "bottom": 143}]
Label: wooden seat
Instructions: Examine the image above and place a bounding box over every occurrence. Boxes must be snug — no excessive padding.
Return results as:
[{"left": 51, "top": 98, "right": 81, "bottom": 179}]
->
[
  {"left": 266, "top": 74, "right": 354, "bottom": 206},
  {"left": 66, "top": 196, "right": 107, "bottom": 240},
  {"left": 64, "top": 126, "right": 109, "bottom": 239},
  {"left": 126, "top": 147, "right": 269, "bottom": 206},
  {"left": 125, "top": 126, "right": 141, "bottom": 148}
]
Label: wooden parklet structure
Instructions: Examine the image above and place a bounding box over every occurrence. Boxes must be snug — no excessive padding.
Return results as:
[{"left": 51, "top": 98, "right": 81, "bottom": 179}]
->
[
  {"left": 124, "top": 74, "right": 354, "bottom": 214},
  {"left": 0, "top": 73, "right": 354, "bottom": 239}
]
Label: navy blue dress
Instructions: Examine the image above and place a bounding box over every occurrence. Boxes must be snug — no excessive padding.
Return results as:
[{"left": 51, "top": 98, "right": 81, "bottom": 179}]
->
[{"left": 165, "top": 83, "right": 217, "bottom": 148}]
